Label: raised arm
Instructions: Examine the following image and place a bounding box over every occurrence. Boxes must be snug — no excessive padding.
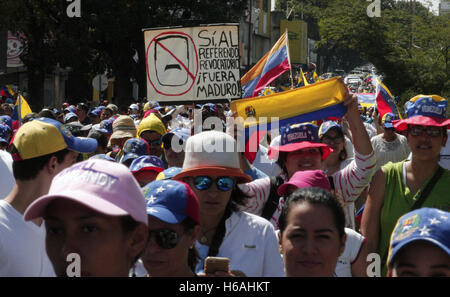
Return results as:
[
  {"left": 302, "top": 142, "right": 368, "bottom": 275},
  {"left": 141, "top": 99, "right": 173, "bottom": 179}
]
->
[{"left": 343, "top": 93, "right": 374, "bottom": 156}]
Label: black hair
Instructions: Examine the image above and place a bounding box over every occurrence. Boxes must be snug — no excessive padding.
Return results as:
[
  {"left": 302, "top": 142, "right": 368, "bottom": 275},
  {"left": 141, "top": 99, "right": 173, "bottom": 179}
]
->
[
  {"left": 22, "top": 113, "right": 39, "bottom": 123},
  {"left": 319, "top": 127, "right": 347, "bottom": 161},
  {"left": 207, "top": 186, "right": 249, "bottom": 257},
  {"left": 11, "top": 147, "right": 71, "bottom": 181},
  {"left": 278, "top": 187, "right": 346, "bottom": 239},
  {"left": 88, "top": 130, "right": 108, "bottom": 150},
  {"left": 180, "top": 217, "right": 201, "bottom": 273},
  {"left": 38, "top": 109, "right": 57, "bottom": 120}
]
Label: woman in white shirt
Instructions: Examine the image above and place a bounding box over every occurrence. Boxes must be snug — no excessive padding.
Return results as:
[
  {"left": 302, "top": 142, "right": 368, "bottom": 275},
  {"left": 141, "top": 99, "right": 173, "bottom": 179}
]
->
[{"left": 174, "top": 130, "right": 285, "bottom": 277}]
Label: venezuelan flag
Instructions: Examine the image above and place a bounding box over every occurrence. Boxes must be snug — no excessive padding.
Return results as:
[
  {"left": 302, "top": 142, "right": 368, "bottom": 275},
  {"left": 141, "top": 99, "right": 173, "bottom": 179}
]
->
[
  {"left": 0, "top": 86, "right": 13, "bottom": 98},
  {"left": 12, "top": 94, "right": 33, "bottom": 122},
  {"left": 231, "top": 77, "right": 348, "bottom": 152},
  {"left": 375, "top": 78, "right": 402, "bottom": 119},
  {"left": 241, "top": 32, "right": 291, "bottom": 98}
]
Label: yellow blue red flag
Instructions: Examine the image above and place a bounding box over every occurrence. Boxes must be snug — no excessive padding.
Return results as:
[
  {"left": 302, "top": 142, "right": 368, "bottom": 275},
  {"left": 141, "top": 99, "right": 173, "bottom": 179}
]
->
[
  {"left": 375, "top": 78, "right": 402, "bottom": 119},
  {"left": 241, "top": 32, "right": 291, "bottom": 98},
  {"left": 231, "top": 77, "right": 348, "bottom": 151},
  {"left": 12, "top": 94, "right": 33, "bottom": 122}
]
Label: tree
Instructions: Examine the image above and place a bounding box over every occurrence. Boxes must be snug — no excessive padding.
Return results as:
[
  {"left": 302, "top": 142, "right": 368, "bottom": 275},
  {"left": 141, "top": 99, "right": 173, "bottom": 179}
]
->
[
  {"left": 317, "top": 0, "right": 449, "bottom": 106},
  {"left": 0, "top": 0, "right": 247, "bottom": 109}
]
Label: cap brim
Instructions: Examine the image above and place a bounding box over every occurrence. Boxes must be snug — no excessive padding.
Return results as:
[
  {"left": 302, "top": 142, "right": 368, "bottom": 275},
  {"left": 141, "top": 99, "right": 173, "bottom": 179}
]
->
[
  {"left": 388, "top": 237, "right": 450, "bottom": 267},
  {"left": 268, "top": 142, "right": 332, "bottom": 160},
  {"left": 393, "top": 116, "right": 450, "bottom": 131},
  {"left": 121, "top": 153, "right": 139, "bottom": 163},
  {"left": 146, "top": 206, "right": 186, "bottom": 224},
  {"left": 132, "top": 167, "right": 164, "bottom": 174},
  {"left": 384, "top": 123, "right": 394, "bottom": 129},
  {"left": 24, "top": 190, "right": 130, "bottom": 221},
  {"left": 68, "top": 137, "right": 98, "bottom": 154},
  {"left": 173, "top": 166, "right": 252, "bottom": 184}
]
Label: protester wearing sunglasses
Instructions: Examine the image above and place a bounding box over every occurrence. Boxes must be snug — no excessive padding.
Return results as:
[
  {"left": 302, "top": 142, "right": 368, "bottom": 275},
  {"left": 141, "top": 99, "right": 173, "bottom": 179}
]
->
[
  {"left": 362, "top": 95, "right": 450, "bottom": 276},
  {"left": 173, "top": 131, "right": 285, "bottom": 277},
  {"left": 161, "top": 128, "right": 190, "bottom": 168},
  {"left": 137, "top": 113, "right": 167, "bottom": 159},
  {"left": 140, "top": 180, "right": 201, "bottom": 277}
]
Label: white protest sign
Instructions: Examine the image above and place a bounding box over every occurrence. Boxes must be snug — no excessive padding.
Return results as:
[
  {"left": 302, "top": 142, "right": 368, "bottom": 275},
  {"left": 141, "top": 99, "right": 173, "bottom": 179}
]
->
[{"left": 144, "top": 24, "right": 241, "bottom": 102}]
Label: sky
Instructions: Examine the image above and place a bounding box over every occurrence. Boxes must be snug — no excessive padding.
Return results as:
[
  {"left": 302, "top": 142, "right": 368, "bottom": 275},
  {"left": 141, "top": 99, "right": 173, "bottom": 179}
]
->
[{"left": 271, "top": 0, "right": 441, "bottom": 15}]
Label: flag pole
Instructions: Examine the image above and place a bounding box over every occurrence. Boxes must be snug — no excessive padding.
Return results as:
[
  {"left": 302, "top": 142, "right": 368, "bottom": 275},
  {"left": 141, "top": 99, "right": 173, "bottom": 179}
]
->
[{"left": 285, "top": 29, "right": 294, "bottom": 89}]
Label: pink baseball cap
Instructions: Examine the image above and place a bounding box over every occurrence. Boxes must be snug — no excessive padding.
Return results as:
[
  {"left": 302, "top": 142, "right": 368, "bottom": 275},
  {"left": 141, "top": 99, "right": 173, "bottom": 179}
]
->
[
  {"left": 24, "top": 159, "right": 148, "bottom": 225},
  {"left": 277, "top": 170, "right": 331, "bottom": 196}
]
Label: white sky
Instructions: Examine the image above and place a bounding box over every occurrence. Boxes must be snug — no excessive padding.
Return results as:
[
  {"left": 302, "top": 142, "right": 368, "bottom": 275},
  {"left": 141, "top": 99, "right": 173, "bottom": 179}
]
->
[{"left": 271, "top": 0, "right": 441, "bottom": 14}]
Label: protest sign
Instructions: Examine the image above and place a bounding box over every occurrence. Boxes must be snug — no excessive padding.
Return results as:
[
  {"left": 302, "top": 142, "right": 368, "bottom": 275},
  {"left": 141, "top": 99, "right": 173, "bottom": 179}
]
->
[{"left": 144, "top": 24, "right": 241, "bottom": 103}]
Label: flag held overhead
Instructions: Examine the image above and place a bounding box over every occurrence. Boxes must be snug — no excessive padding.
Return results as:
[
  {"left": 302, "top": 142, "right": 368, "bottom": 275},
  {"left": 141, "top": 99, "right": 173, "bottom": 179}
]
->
[{"left": 232, "top": 77, "right": 349, "bottom": 129}]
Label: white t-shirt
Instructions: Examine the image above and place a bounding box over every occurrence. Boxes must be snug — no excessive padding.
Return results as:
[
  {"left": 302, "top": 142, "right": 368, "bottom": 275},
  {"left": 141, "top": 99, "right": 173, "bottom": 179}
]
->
[
  {"left": 0, "top": 200, "right": 55, "bottom": 276},
  {"left": 335, "top": 228, "right": 365, "bottom": 277},
  {"left": 439, "top": 129, "right": 450, "bottom": 170},
  {"left": 370, "top": 133, "right": 410, "bottom": 170},
  {"left": 0, "top": 150, "right": 15, "bottom": 199},
  {"left": 195, "top": 211, "right": 285, "bottom": 277}
]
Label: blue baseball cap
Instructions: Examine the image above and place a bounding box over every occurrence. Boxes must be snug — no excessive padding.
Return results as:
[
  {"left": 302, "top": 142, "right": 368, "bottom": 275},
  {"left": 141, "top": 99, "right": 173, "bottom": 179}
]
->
[
  {"left": 143, "top": 180, "right": 200, "bottom": 225},
  {"left": 0, "top": 124, "right": 9, "bottom": 144},
  {"left": 89, "top": 154, "right": 116, "bottom": 162},
  {"left": 148, "top": 100, "right": 160, "bottom": 109},
  {"left": 88, "top": 107, "right": 101, "bottom": 117},
  {"left": 318, "top": 121, "right": 343, "bottom": 138},
  {"left": 156, "top": 167, "right": 182, "bottom": 180},
  {"left": 0, "top": 115, "right": 12, "bottom": 130},
  {"left": 64, "top": 112, "right": 78, "bottom": 122},
  {"left": 121, "top": 138, "right": 150, "bottom": 164},
  {"left": 387, "top": 208, "right": 450, "bottom": 268},
  {"left": 382, "top": 113, "right": 398, "bottom": 129},
  {"left": 129, "top": 155, "right": 165, "bottom": 174},
  {"left": 64, "top": 106, "right": 76, "bottom": 114},
  {"left": 269, "top": 123, "right": 332, "bottom": 160},
  {"left": 97, "top": 118, "right": 114, "bottom": 135}
]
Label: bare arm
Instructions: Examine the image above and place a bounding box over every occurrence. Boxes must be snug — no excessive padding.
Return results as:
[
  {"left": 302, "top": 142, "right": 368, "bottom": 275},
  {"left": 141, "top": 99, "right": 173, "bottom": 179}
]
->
[
  {"left": 351, "top": 239, "right": 369, "bottom": 277},
  {"left": 360, "top": 168, "right": 386, "bottom": 254}
]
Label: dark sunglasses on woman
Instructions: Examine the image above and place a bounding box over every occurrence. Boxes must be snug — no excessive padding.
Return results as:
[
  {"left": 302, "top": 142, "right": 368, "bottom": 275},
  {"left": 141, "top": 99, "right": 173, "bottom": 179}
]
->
[
  {"left": 148, "top": 228, "right": 181, "bottom": 249},
  {"left": 193, "top": 176, "right": 235, "bottom": 192}
]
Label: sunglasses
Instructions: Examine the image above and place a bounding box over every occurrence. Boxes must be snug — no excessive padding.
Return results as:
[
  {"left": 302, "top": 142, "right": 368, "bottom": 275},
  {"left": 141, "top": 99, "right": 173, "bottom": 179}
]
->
[
  {"left": 163, "top": 135, "right": 183, "bottom": 150},
  {"left": 148, "top": 228, "right": 180, "bottom": 249},
  {"left": 409, "top": 126, "right": 442, "bottom": 137},
  {"left": 147, "top": 139, "right": 162, "bottom": 146},
  {"left": 321, "top": 135, "right": 344, "bottom": 144},
  {"left": 193, "top": 176, "right": 235, "bottom": 191}
]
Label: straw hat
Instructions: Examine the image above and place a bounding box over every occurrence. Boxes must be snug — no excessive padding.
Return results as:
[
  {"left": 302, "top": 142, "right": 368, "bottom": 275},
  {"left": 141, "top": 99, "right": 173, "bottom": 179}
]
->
[
  {"left": 173, "top": 131, "right": 251, "bottom": 183},
  {"left": 110, "top": 115, "right": 137, "bottom": 140}
]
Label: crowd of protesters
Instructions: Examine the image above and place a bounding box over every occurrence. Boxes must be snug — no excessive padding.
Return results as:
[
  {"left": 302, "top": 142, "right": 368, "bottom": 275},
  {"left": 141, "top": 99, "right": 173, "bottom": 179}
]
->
[{"left": 0, "top": 88, "right": 449, "bottom": 278}]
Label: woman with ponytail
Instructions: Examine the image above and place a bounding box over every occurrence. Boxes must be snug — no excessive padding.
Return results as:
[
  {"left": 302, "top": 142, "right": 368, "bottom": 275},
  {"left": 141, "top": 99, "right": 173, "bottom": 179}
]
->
[{"left": 174, "top": 131, "right": 285, "bottom": 277}]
